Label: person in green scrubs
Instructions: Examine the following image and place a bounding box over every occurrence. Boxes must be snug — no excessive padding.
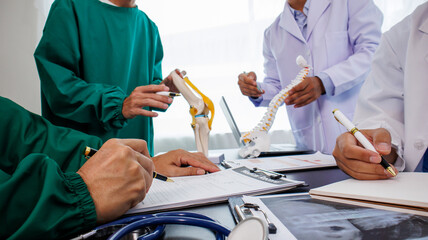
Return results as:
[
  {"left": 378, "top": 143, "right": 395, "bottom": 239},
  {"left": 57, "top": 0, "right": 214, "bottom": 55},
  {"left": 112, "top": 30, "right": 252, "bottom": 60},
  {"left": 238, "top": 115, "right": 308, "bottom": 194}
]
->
[
  {"left": 0, "top": 97, "right": 156, "bottom": 239},
  {"left": 34, "top": 0, "right": 214, "bottom": 174}
]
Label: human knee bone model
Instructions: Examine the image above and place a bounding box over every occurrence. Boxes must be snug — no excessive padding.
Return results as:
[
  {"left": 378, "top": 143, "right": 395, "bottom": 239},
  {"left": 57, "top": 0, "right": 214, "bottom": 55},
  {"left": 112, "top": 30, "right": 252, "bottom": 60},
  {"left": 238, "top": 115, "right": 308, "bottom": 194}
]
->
[
  {"left": 170, "top": 71, "right": 215, "bottom": 156},
  {"left": 239, "top": 55, "right": 310, "bottom": 158}
]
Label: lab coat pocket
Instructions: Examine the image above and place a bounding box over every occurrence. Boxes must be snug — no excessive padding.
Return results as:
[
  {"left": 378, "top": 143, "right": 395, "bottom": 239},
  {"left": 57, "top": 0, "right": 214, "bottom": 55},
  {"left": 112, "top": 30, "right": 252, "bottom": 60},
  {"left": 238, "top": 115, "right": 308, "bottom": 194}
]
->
[{"left": 325, "top": 31, "right": 351, "bottom": 66}]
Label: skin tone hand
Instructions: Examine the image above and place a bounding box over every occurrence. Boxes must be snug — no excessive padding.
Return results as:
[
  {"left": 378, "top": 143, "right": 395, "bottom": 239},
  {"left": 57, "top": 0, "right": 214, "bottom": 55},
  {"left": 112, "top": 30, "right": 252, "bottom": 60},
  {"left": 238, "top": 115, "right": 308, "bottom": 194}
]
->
[
  {"left": 122, "top": 84, "right": 173, "bottom": 119},
  {"left": 77, "top": 139, "right": 154, "bottom": 223},
  {"left": 161, "top": 69, "right": 185, "bottom": 94},
  {"left": 332, "top": 128, "right": 398, "bottom": 180},
  {"left": 109, "top": 0, "right": 136, "bottom": 8},
  {"left": 152, "top": 149, "right": 220, "bottom": 177},
  {"left": 285, "top": 76, "right": 326, "bottom": 108},
  {"left": 237, "top": 72, "right": 265, "bottom": 98}
]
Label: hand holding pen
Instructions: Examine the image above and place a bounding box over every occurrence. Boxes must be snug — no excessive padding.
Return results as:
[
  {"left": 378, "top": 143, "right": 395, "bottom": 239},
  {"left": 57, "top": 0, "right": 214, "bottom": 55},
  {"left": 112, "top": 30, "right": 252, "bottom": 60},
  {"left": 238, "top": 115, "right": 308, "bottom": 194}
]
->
[
  {"left": 85, "top": 146, "right": 174, "bottom": 182},
  {"left": 77, "top": 139, "right": 156, "bottom": 222},
  {"left": 237, "top": 71, "right": 265, "bottom": 98},
  {"left": 332, "top": 109, "right": 398, "bottom": 180},
  {"left": 122, "top": 84, "right": 174, "bottom": 119}
]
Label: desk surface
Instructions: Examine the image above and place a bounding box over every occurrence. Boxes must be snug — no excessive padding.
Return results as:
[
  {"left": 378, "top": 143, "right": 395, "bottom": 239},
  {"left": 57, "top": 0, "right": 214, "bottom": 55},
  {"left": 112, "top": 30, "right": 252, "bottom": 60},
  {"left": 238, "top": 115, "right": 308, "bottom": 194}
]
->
[{"left": 160, "top": 150, "right": 349, "bottom": 239}]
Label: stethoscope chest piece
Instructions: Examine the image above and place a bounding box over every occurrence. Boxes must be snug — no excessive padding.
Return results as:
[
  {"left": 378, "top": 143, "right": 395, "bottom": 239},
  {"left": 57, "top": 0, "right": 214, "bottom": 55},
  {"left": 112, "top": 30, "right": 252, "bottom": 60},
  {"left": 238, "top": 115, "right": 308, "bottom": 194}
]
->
[{"left": 227, "top": 217, "right": 268, "bottom": 240}]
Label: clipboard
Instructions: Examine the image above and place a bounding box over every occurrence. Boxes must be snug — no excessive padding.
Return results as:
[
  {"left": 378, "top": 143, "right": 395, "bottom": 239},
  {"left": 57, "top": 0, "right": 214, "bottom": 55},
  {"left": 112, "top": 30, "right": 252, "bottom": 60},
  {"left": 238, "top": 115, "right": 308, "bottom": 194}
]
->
[{"left": 126, "top": 166, "right": 305, "bottom": 215}]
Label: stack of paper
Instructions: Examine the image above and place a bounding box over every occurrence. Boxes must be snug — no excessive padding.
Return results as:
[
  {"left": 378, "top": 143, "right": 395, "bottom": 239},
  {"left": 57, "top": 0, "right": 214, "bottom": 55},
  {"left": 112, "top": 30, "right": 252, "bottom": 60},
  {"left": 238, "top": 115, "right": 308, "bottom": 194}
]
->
[
  {"left": 223, "top": 151, "right": 336, "bottom": 172},
  {"left": 127, "top": 166, "right": 305, "bottom": 214},
  {"left": 309, "top": 172, "right": 428, "bottom": 216}
]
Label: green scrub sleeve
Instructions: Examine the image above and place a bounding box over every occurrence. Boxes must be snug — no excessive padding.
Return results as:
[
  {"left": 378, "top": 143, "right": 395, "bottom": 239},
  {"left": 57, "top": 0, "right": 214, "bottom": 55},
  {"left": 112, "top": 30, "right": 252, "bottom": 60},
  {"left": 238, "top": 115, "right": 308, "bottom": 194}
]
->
[
  {"left": 0, "top": 97, "right": 103, "bottom": 238},
  {"left": 34, "top": 1, "right": 128, "bottom": 131},
  {"left": 0, "top": 97, "right": 103, "bottom": 174},
  {"left": 148, "top": 32, "right": 167, "bottom": 113},
  {"left": 0, "top": 155, "right": 96, "bottom": 239}
]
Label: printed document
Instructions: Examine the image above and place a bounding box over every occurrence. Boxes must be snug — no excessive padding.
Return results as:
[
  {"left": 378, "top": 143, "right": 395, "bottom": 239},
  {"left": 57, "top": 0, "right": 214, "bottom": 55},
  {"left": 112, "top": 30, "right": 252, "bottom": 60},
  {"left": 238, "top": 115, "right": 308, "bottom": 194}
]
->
[
  {"left": 127, "top": 167, "right": 304, "bottom": 214},
  {"left": 223, "top": 151, "right": 336, "bottom": 172}
]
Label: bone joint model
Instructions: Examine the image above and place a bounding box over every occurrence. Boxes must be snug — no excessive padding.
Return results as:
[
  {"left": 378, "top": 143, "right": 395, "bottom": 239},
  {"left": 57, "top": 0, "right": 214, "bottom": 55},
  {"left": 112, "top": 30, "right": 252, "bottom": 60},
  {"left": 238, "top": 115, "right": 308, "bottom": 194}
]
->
[
  {"left": 170, "top": 71, "right": 215, "bottom": 156},
  {"left": 239, "top": 55, "right": 311, "bottom": 158}
]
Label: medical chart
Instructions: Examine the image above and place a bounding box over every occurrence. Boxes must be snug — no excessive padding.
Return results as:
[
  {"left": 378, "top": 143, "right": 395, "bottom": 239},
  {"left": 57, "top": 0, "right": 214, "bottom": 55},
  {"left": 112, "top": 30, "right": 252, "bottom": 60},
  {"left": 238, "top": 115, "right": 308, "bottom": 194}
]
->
[
  {"left": 127, "top": 167, "right": 304, "bottom": 214},
  {"left": 223, "top": 152, "right": 336, "bottom": 172}
]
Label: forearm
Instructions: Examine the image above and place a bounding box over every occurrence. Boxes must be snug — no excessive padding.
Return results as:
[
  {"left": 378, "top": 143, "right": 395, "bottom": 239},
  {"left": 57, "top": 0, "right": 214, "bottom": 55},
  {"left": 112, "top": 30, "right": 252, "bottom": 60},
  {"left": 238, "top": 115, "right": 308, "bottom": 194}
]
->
[
  {"left": 0, "top": 154, "right": 96, "bottom": 239},
  {"left": 0, "top": 97, "right": 103, "bottom": 173},
  {"left": 36, "top": 54, "right": 129, "bottom": 130}
]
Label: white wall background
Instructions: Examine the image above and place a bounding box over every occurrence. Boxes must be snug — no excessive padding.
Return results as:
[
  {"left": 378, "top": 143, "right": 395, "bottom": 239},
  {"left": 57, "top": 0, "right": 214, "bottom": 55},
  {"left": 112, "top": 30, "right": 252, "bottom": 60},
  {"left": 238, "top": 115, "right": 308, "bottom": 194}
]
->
[
  {"left": 1, "top": 0, "right": 426, "bottom": 153},
  {"left": 0, "top": 0, "right": 47, "bottom": 114}
]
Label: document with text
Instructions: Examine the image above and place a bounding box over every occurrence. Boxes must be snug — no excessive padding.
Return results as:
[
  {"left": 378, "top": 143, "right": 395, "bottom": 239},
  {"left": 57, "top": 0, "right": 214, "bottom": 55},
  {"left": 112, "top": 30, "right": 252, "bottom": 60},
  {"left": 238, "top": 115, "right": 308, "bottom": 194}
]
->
[
  {"left": 127, "top": 166, "right": 304, "bottom": 214},
  {"left": 223, "top": 152, "right": 336, "bottom": 172}
]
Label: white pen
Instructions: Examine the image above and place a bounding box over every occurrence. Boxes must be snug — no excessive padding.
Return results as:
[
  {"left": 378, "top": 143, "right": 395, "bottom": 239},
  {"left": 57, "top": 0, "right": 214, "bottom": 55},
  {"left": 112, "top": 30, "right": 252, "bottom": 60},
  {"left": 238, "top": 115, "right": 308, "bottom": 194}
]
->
[
  {"left": 156, "top": 91, "right": 181, "bottom": 97},
  {"left": 332, "top": 109, "right": 396, "bottom": 177}
]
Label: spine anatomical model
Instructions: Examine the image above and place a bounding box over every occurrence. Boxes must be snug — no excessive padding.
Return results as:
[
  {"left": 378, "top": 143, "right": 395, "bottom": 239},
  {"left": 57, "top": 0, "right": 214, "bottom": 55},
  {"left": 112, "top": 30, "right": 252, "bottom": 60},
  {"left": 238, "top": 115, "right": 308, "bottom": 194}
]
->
[{"left": 239, "top": 55, "right": 310, "bottom": 158}]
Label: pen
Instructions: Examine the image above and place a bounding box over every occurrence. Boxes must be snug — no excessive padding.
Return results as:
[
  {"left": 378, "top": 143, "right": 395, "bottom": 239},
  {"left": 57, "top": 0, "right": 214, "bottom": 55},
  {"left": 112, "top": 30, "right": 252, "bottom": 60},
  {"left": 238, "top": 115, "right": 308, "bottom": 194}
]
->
[
  {"left": 156, "top": 91, "right": 181, "bottom": 97},
  {"left": 84, "top": 147, "right": 174, "bottom": 182},
  {"left": 332, "top": 109, "right": 397, "bottom": 177}
]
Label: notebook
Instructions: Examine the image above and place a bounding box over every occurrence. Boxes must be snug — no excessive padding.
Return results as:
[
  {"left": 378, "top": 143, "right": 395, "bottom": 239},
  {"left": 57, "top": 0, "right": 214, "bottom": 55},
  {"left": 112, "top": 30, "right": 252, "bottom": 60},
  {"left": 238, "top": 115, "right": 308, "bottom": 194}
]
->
[
  {"left": 309, "top": 172, "right": 428, "bottom": 216},
  {"left": 219, "top": 96, "right": 314, "bottom": 157},
  {"left": 126, "top": 166, "right": 305, "bottom": 214}
]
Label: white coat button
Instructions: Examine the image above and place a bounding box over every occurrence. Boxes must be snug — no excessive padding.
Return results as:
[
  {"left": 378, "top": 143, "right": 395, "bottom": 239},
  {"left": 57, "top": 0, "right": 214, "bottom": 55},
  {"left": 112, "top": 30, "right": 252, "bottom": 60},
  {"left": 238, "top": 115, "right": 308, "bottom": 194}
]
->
[{"left": 414, "top": 140, "right": 425, "bottom": 150}]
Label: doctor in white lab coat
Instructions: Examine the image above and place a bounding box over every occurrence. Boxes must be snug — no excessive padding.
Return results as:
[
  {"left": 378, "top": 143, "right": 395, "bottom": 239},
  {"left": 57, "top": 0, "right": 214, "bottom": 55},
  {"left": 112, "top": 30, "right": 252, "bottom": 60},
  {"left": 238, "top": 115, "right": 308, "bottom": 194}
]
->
[
  {"left": 333, "top": 2, "right": 428, "bottom": 180},
  {"left": 238, "top": 0, "right": 383, "bottom": 154}
]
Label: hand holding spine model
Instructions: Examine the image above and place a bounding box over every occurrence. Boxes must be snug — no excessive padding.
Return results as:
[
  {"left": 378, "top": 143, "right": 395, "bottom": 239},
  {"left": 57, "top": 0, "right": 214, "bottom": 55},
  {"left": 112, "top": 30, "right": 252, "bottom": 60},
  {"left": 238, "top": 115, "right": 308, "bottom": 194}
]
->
[{"left": 239, "top": 55, "right": 310, "bottom": 158}]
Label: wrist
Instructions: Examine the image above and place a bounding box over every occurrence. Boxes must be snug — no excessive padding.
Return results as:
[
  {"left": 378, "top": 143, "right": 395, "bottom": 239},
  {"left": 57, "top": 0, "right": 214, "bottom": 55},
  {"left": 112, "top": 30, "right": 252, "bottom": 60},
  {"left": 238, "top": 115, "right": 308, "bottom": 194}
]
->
[{"left": 314, "top": 76, "right": 326, "bottom": 95}]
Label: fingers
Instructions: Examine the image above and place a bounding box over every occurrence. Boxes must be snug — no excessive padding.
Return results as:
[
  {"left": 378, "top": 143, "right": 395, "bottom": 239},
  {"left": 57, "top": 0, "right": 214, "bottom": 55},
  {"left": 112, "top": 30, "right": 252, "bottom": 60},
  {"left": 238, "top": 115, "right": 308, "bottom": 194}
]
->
[
  {"left": 336, "top": 133, "right": 381, "bottom": 164},
  {"left": 179, "top": 152, "right": 220, "bottom": 173},
  {"left": 173, "top": 68, "right": 185, "bottom": 78},
  {"left": 335, "top": 158, "right": 390, "bottom": 180},
  {"left": 118, "top": 139, "right": 151, "bottom": 158},
  {"left": 172, "top": 166, "right": 208, "bottom": 176},
  {"left": 124, "top": 145, "right": 154, "bottom": 195},
  {"left": 333, "top": 132, "right": 395, "bottom": 180},
  {"left": 152, "top": 150, "right": 220, "bottom": 177},
  {"left": 138, "top": 96, "right": 172, "bottom": 109},
  {"left": 289, "top": 92, "right": 315, "bottom": 108},
  {"left": 237, "top": 72, "right": 263, "bottom": 97},
  {"left": 285, "top": 79, "right": 310, "bottom": 105},
  {"left": 366, "top": 128, "right": 392, "bottom": 155},
  {"left": 285, "top": 77, "right": 323, "bottom": 107},
  {"left": 122, "top": 85, "right": 175, "bottom": 118},
  {"left": 78, "top": 138, "right": 154, "bottom": 223},
  {"left": 246, "top": 72, "right": 257, "bottom": 81},
  {"left": 132, "top": 92, "right": 173, "bottom": 106},
  {"left": 113, "top": 139, "right": 154, "bottom": 190},
  {"left": 135, "top": 84, "right": 169, "bottom": 93}
]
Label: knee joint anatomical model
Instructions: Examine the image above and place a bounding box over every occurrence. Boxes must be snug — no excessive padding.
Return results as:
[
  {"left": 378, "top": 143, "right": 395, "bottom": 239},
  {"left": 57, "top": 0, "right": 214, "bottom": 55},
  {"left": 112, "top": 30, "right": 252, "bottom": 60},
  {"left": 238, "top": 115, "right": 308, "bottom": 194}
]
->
[
  {"left": 239, "top": 55, "right": 311, "bottom": 158},
  {"left": 170, "top": 71, "right": 214, "bottom": 156}
]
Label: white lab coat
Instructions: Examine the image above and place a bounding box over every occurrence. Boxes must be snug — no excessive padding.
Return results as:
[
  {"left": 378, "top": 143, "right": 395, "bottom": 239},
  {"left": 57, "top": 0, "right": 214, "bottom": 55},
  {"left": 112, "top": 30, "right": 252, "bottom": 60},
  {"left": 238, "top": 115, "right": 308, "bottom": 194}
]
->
[
  {"left": 354, "top": 3, "right": 428, "bottom": 172},
  {"left": 252, "top": 0, "right": 382, "bottom": 154}
]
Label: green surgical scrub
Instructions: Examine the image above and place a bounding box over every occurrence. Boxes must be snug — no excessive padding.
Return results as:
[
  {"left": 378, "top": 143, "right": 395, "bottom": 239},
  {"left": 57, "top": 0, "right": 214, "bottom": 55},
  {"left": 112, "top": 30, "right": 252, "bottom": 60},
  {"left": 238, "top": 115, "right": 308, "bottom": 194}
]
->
[
  {"left": 34, "top": 0, "right": 164, "bottom": 156},
  {"left": 0, "top": 97, "right": 102, "bottom": 239}
]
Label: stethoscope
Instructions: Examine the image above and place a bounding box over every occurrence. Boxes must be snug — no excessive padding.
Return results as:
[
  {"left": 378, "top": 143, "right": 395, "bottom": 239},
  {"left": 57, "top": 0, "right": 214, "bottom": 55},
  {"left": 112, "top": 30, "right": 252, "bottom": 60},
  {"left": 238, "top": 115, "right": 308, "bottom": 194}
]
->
[{"left": 72, "top": 211, "right": 268, "bottom": 240}]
